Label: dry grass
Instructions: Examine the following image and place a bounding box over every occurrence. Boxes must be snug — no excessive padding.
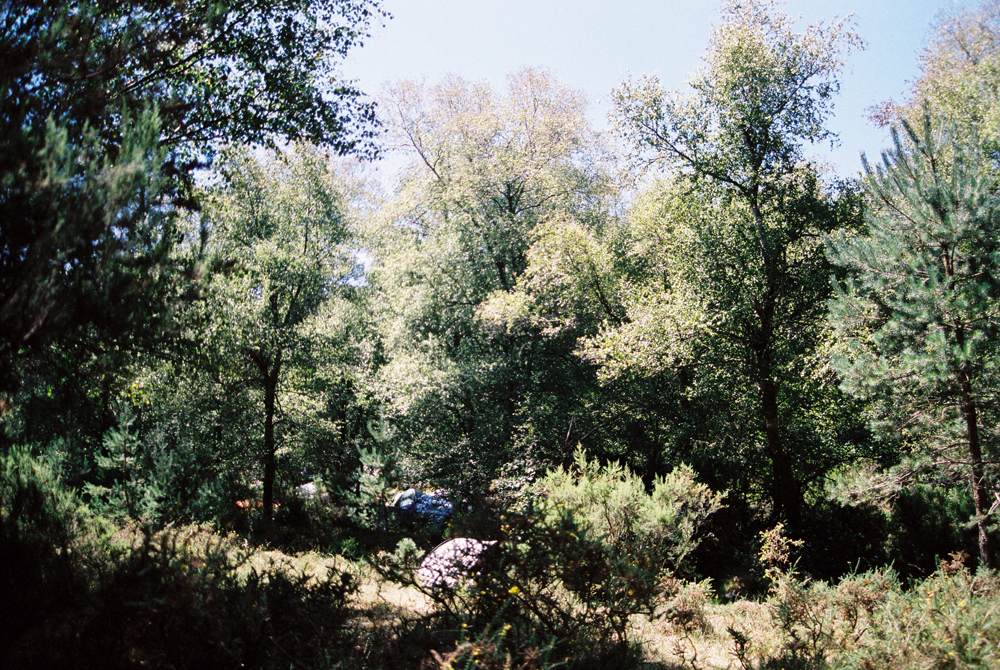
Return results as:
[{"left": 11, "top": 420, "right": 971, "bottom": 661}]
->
[
  {"left": 85, "top": 525, "right": 998, "bottom": 670},
  {"left": 628, "top": 600, "right": 777, "bottom": 669},
  {"left": 351, "top": 561, "right": 436, "bottom": 616}
]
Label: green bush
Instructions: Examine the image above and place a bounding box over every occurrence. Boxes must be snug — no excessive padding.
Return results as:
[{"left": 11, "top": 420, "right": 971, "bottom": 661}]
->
[
  {"left": 411, "top": 451, "right": 723, "bottom": 668},
  {"left": 832, "top": 562, "right": 1000, "bottom": 670},
  {"left": 0, "top": 446, "right": 92, "bottom": 653},
  {"left": 7, "top": 524, "right": 358, "bottom": 669},
  {"left": 2, "top": 447, "right": 363, "bottom": 669},
  {"left": 726, "top": 526, "right": 1000, "bottom": 670},
  {"left": 537, "top": 449, "right": 724, "bottom": 577},
  {"left": 727, "top": 524, "right": 897, "bottom": 670}
]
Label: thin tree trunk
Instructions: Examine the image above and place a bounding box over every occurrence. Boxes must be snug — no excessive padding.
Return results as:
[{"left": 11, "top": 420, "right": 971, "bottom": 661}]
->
[
  {"left": 262, "top": 365, "right": 280, "bottom": 521},
  {"left": 956, "top": 328, "right": 994, "bottom": 568}
]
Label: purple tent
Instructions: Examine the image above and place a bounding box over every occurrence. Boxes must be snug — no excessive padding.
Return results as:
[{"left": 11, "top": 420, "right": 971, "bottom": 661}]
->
[{"left": 417, "top": 538, "right": 497, "bottom": 588}]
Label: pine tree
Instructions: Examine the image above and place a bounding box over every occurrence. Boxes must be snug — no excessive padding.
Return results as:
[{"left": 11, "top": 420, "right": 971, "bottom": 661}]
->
[
  {"left": 827, "top": 110, "right": 1000, "bottom": 568},
  {"left": 1, "top": 0, "right": 383, "bottom": 398}
]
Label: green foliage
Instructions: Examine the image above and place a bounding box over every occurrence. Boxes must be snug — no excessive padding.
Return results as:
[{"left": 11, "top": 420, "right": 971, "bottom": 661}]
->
[
  {"left": 1, "top": 0, "right": 383, "bottom": 395},
  {"left": 827, "top": 113, "right": 1000, "bottom": 419},
  {"left": 731, "top": 529, "right": 998, "bottom": 670},
  {"left": 83, "top": 414, "right": 161, "bottom": 522},
  {"left": 887, "top": 483, "right": 979, "bottom": 583},
  {"left": 1, "top": 446, "right": 84, "bottom": 547},
  {"left": 613, "top": 0, "right": 861, "bottom": 180},
  {"left": 792, "top": 500, "right": 890, "bottom": 582},
  {"left": 349, "top": 440, "right": 399, "bottom": 530},
  {"left": 350, "top": 407, "right": 401, "bottom": 526},
  {"left": 729, "top": 525, "right": 898, "bottom": 670},
  {"left": 194, "top": 144, "right": 370, "bottom": 518},
  {"left": 890, "top": 0, "right": 1000, "bottom": 152},
  {"left": 0, "top": 446, "right": 99, "bottom": 655},
  {"left": 2, "top": 1, "right": 383, "bottom": 158},
  {"left": 831, "top": 563, "right": 1000, "bottom": 669},
  {"left": 538, "top": 449, "right": 724, "bottom": 576},
  {"left": 0, "top": 104, "right": 183, "bottom": 395},
  {"left": 368, "top": 68, "right": 615, "bottom": 486},
  {"left": 12, "top": 2, "right": 1000, "bottom": 666},
  {"left": 607, "top": 0, "right": 867, "bottom": 520},
  {"left": 118, "top": 362, "right": 261, "bottom": 532},
  {"left": 827, "top": 110, "right": 1000, "bottom": 567},
  {"left": 412, "top": 451, "right": 722, "bottom": 665},
  {"left": 6, "top": 524, "right": 358, "bottom": 669}
]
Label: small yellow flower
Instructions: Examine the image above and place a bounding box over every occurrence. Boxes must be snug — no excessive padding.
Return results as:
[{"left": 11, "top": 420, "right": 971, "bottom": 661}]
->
[
  {"left": 503, "top": 624, "right": 512, "bottom": 631},
  {"left": 508, "top": 586, "right": 521, "bottom": 595}
]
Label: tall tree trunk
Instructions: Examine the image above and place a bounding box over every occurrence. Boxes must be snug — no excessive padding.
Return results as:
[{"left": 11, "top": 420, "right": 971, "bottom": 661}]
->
[
  {"left": 262, "top": 364, "right": 280, "bottom": 521},
  {"left": 956, "top": 329, "right": 995, "bottom": 568},
  {"left": 748, "top": 201, "right": 802, "bottom": 524},
  {"left": 751, "top": 274, "right": 803, "bottom": 523},
  {"left": 760, "top": 376, "right": 801, "bottom": 524}
]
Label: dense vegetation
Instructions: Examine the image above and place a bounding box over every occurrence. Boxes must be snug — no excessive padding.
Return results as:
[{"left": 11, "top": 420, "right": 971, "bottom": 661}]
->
[{"left": 2, "top": 0, "right": 999, "bottom": 667}]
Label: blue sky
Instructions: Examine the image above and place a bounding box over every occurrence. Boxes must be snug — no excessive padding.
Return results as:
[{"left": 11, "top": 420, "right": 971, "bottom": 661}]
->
[{"left": 342, "top": 0, "right": 962, "bottom": 178}]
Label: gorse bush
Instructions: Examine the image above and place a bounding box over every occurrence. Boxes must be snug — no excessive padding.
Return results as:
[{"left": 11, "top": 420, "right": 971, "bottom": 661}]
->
[
  {"left": 1, "top": 449, "right": 360, "bottom": 669},
  {"left": 728, "top": 524, "right": 960, "bottom": 670},
  {"left": 1, "top": 446, "right": 82, "bottom": 548},
  {"left": 6, "top": 523, "right": 359, "bottom": 669},
  {"left": 831, "top": 560, "right": 1000, "bottom": 670},
  {"left": 537, "top": 449, "right": 724, "bottom": 576},
  {"left": 0, "top": 446, "right": 95, "bottom": 653},
  {"left": 409, "top": 451, "right": 723, "bottom": 668}
]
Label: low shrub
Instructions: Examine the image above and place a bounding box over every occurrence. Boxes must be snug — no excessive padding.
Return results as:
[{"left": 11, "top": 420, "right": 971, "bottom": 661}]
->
[
  {"left": 7, "top": 524, "right": 358, "bottom": 669},
  {"left": 832, "top": 560, "right": 1000, "bottom": 670},
  {"left": 536, "top": 449, "right": 725, "bottom": 578},
  {"left": 728, "top": 524, "right": 897, "bottom": 670},
  {"left": 0, "top": 446, "right": 98, "bottom": 653},
  {"left": 2, "top": 449, "right": 360, "bottom": 669},
  {"left": 392, "top": 450, "right": 724, "bottom": 669}
]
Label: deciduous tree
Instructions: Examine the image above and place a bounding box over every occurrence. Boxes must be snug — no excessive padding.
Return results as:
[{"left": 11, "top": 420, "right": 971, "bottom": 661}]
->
[
  {"left": 877, "top": 0, "right": 1000, "bottom": 151},
  {"left": 369, "top": 69, "right": 614, "bottom": 484},
  {"left": 198, "top": 146, "right": 365, "bottom": 518},
  {"left": 606, "top": 0, "right": 864, "bottom": 520}
]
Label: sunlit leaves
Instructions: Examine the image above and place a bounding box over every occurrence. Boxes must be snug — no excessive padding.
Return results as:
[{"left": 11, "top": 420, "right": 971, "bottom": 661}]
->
[
  {"left": 611, "top": 0, "right": 862, "bottom": 185},
  {"left": 896, "top": 2, "right": 1000, "bottom": 150},
  {"left": 604, "top": 0, "right": 865, "bottom": 516},
  {"left": 365, "top": 69, "right": 615, "bottom": 482},
  {"left": 204, "top": 146, "right": 355, "bottom": 353}
]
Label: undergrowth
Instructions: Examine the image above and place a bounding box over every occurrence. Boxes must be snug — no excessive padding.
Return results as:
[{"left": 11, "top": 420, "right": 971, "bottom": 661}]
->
[{"left": 4, "top": 447, "right": 1000, "bottom": 669}]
